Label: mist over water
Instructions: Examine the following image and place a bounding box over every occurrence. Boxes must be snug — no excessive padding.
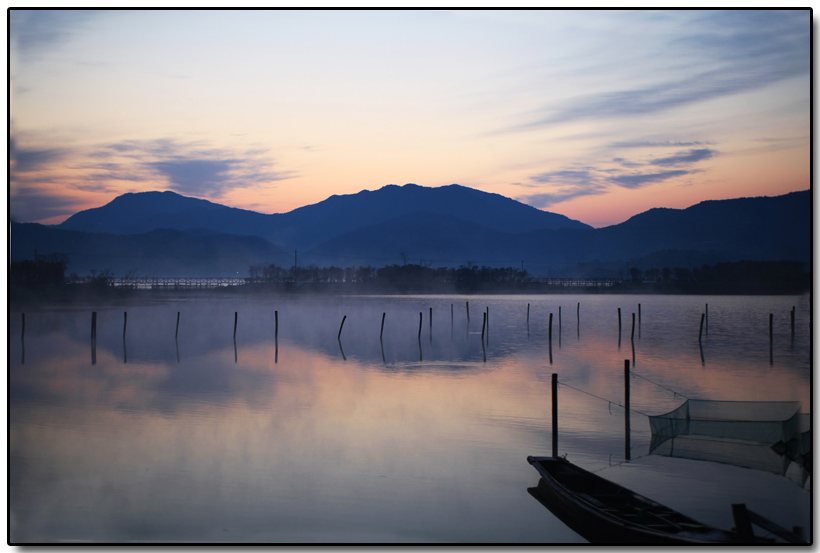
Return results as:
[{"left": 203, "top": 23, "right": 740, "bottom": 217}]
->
[{"left": 9, "top": 293, "right": 810, "bottom": 543}]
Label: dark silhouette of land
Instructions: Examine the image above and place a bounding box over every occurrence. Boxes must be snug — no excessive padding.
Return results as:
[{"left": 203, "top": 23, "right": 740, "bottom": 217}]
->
[
  {"left": 10, "top": 255, "right": 809, "bottom": 309},
  {"left": 10, "top": 185, "right": 809, "bottom": 282}
]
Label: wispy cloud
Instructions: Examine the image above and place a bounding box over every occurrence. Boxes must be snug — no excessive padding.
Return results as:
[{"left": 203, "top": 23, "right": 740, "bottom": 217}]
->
[
  {"left": 517, "top": 146, "right": 709, "bottom": 208},
  {"left": 10, "top": 134, "right": 298, "bottom": 221},
  {"left": 529, "top": 170, "right": 594, "bottom": 184},
  {"left": 10, "top": 185, "right": 86, "bottom": 223},
  {"left": 92, "top": 138, "right": 297, "bottom": 197},
  {"left": 511, "top": 10, "right": 808, "bottom": 131},
  {"left": 517, "top": 186, "right": 608, "bottom": 209},
  {"left": 649, "top": 148, "right": 716, "bottom": 166},
  {"left": 515, "top": 167, "right": 609, "bottom": 208},
  {"left": 609, "top": 139, "right": 715, "bottom": 149},
  {"left": 10, "top": 137, "right": 70, "bottom": 172},
  {"left": 609, "top": 170, "right": 692, "bottom": 188},
  {"left": 10, "top": 9, "right": 102, "bottom": 62}
]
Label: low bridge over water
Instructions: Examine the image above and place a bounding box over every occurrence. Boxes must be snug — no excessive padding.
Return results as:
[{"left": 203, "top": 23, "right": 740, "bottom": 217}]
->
[
  {"left": 68, "top": 276, "right": 624, "bottom": 289},
  {"left": 70, "top": 276, "right": 248, "bottom": 289}
]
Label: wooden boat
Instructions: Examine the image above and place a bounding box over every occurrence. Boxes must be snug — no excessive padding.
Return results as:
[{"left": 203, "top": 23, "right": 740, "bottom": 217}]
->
[{"left": 526, "top": 456, "right": 768, "bottom": 544}]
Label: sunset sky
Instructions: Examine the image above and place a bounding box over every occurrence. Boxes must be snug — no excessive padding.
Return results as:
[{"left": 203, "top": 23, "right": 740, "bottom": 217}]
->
[{"left": 9, "top": 9, "right": 810, "bottom": 228}]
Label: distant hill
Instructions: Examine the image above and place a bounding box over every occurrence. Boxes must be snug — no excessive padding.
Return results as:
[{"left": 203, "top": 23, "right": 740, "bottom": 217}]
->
[
  {"left": 58, "top": 183, "right": 590, "bottom": 251},
  {"left": 306, "top": 190, "right": 810, "bottom": 275},
  {"left": 11, "top": 222, "right": 286, "bottom": 277},
  {"left": 16, "top": 187, "right": 809, "bottom": 278},
  {"left": 58, "top": 190, "right": 276, "bottom": 238}
]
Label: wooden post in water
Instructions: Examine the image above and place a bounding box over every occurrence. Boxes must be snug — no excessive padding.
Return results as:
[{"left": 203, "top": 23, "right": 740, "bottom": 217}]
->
[
  {"left": 21, "top": 315, "right": 25, "bottom": 364},
  {"left": 698, "top": 313, "right": 705, "bottom": 343},
  {"left": 617, "top": 307, "right": 622, "bottom": 335},
  {"left": 481, "top": 312, "right": 486, "bottom": 341},
  {"left": 91, "top": 311, "right": 97, "bottom": 341},
  {"left": 21, "top": 313, "right": 25, "bottom": 340},
  {"left": 631, "top": 313, "right": 635, "bottom": 341},
  {"left": 527, "top": 303, "right": 530, "bottom": 330},
  {"left": 638, "top": 304, "right": 641, "bottom": 337},
  {"left": 466, "top": 301, "right": 470, "bottom": 322},
  {"left": 176, "top": 312, "right": 180, "bottom": 339},
  {"left": 430, "top": 307, "right": 433, "bottom": 342},
  {"left": 769, "top": 313, "right": 774, "bottom": 365},
  {"left": 123, "top": 311, "right": 128, "bottom": 340},
  {"left": 418, "top": 312, "right": 423, "bottom": 341},
  {"left": 234, "top": 312, "right": 238, "bottom": 339},
  {"left": 551, "top": 373, "right": 558, "bottom": 457},
  {"left": 548, "top": 312, "right": 553, "bottom": 343},
  {"left": 705, "top": 303, "right": 709, "bottom": 335},
  {"left": 558, "top": 306, "right": 562, "bottom": 333},
  {"left": 791, "top": 306, "right": 795, "bottom": 339},
  {"left": 339, "top": 315, "right": 347, "bottom": 340},
  {"left": 624, "top": 359, "right": 631, "bottom": 461},
  {"left": 275, "top": 310, "right": 279, "bottom": 339},
  {"left": 380, "top": 312, "right": 386, "bottom": 341}
]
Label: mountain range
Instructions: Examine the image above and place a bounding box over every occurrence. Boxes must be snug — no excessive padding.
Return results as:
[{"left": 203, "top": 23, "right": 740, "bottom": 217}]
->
[{"left": 10, "top": 184, "right": 810, "bottom": 278}]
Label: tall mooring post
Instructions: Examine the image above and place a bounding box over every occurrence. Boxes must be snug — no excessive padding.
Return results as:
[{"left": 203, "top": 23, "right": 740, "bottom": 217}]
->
[
  {"left": 624, "top": 359, "right": 631, "bottom": 461},
  {"left": 552, "top": 373, "right": 558, "bottom": 458}
]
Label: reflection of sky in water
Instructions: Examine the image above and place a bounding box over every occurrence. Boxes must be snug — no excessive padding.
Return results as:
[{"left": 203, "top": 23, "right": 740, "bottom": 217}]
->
[{"left": 9, "top": 294, "right": 810, "bottom": 542}]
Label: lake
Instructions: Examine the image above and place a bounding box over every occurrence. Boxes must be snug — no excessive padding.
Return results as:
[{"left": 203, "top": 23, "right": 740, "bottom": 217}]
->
[{"left": 9, "top": 293, "right": 811, "bottom": 543}]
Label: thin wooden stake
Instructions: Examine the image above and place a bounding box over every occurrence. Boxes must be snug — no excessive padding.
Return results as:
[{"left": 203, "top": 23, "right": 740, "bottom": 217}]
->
[
  {"left": 275, "top": 310, "right": 279, "bottom": 339},
  {"left": 769, "top": 313, "right": 774, "bottom": 365},
  {"left": 791, "top": 306, "right": 795, "bottom": 339},
  {"left": 339, "top": 315, "right": 347, "bottom": 340},
  {"left": 466, "top": 301, "right": 470, "bottom": 322},
  {"left": 624, "top": 359, "right": 631, "bottom": 460},
  {"left": 481, "top": 312, "right": 486, "bottom": 341},
  {"left": 176, "top": 312, "right": 180, "bottom": 339},
  {"left": 234, "top": 312, "right": 238, "bottom": 338},
  {"left": 698, "top": 313, "right": 705, "bottom": 342},
  {"left": 123, "top": 311, "right": 128, "bottom": 340},
  {"left": 617, "top": 307, "right": 622, "bottom": 334},
  {"left": 769, "top": 313, "right": 773, "bottom": 343},
  {"left": 631, "top": 312, "right": 635, "bottom": 341},
  {"left": 418, "top": 312, "right": 422, "bottom": 340},
  {"left": 91, "top": 311, "right": 97, "bottom": 341},
  {"left": 380, "top": 312, "right": 386, "bottom": 340},
  {"left": 548, "top": 312, "right": 553, "bottom": 343},
  {"left": 552, "top": 373, "right": 558, "bottom": 457},
  {"left": 485, "top": 307, "right": 489, "bottom": 343}
]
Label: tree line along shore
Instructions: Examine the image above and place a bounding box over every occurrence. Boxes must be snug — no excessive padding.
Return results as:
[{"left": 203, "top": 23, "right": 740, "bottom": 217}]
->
[{"left": 9, "top": 255, "right": 810, "bottom": 307}]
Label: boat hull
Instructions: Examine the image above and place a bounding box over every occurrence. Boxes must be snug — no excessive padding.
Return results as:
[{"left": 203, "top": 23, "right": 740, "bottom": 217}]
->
[{"left": 526, "top": 456, "right": 744, "bottom": 544}]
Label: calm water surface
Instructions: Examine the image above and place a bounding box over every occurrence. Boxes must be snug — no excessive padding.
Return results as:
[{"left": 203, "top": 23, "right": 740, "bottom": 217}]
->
[{"left": 9, "top": 293, "right": 811, "bottom": 543}]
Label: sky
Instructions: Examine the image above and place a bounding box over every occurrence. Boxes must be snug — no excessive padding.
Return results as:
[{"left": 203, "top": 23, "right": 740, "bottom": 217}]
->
[{"left": 9, "top": 9, "right": 811, "bottom": 228}]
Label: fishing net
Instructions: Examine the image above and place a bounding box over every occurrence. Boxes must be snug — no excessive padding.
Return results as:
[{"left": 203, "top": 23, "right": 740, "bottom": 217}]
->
[{"left": 649, "top": 400, "right": 811, "bottom": 486}]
